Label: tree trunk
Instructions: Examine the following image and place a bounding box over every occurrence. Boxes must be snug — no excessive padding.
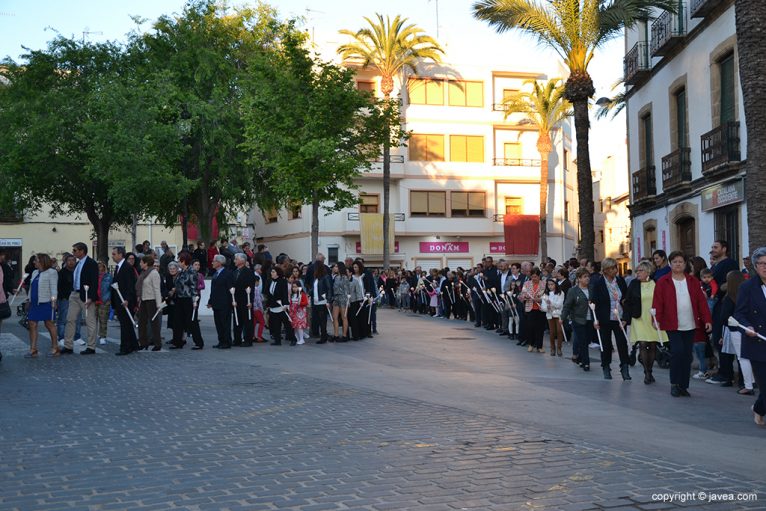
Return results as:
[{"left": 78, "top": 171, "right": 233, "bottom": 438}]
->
[
  {"left": 565, "top": 100, "right": 595, "bottom": 261},
  {"left": 736, "top": 0, "right": 766, "bottom": 252},
  {"left": 181, "top": 198, "right": 189, "bottom": 250},
  {"left": 311, "top": 191, "right": 320, "bottom": 260},
  {"left": 131, "top": 214, "right": 138, "bottom": 251},
  {"left": 84, "top": 205, "right": 112, "bottom": 262},
  {"left": 382, "top": 136, "right": 391, "bottom": 270},
  {"left": 537, "top": 133, "right": 553, "bottom": 261}
]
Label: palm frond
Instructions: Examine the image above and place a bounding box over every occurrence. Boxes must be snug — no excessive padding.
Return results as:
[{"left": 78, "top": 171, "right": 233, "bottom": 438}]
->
[{"left": 501, "top": 78, "right": 572, "bottom": 132}]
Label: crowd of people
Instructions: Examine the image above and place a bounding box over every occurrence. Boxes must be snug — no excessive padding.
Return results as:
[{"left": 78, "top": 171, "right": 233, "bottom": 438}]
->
[
  {"left": 370, "top": 241, "right": 765, "bottom": 427},
  {"left": 1, "top": 238, "right": 765, "bottom": 427}
]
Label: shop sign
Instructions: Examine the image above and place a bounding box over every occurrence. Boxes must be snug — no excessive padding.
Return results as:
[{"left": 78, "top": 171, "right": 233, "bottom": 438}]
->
[
  {"left": 489, "top": 242, "right": 506, "bottom": 254},
  {"left": 701, "top": 180, "right": 745, "bottom": 212},
  {"left": 0, "top": 238, "right": 22, "bottom": 247},
  {"left": 419, "top": 241, "right": 469, "bottom": 254},
  {"left": 356, "top": 241, "right": 399, "bottom": 253}
]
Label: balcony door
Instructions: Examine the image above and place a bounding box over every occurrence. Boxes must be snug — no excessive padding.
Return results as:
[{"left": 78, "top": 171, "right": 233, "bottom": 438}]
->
[{"left": 720, "top": 53, "right": 736, "bottom": 126}]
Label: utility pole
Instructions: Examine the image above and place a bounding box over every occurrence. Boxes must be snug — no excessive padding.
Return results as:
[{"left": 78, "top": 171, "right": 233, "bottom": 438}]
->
[
  {"left": 428, "top": 0, "right": 440, "bottom": 39},
  {"left": 81, "top": 27, "right": 103, "bottom": 43}
]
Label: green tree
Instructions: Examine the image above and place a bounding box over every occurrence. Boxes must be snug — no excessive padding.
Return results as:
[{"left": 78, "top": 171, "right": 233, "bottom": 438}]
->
[
  {"left": 0, "top": 37, "right": 186, "bottom": 260},
  {"left": 502, "top": 79, "right": 572, "bottom": 259},
  {"left": 474, "top": 0, "right": 676, "bottom": 260},
  {"left": 242, "top": 27, "right": 388, "bottom": 258},
  {"left": 338, "top": 14, "right": 443, "bottom": 269},
  {"left": 135, "top": 0, "right": 281, "bottom": 244},
  {"left": 735, "top": 1, "right": 766, "bottom": 251}
]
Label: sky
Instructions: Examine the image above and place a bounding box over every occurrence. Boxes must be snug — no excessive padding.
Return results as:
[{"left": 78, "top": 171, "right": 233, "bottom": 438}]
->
[{"left": 0, "top": 0, "right": 626, "bottom": 166}]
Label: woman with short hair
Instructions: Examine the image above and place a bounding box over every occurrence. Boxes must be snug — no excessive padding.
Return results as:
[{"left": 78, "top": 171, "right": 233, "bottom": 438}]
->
[
  {"left": 622, "top": 260, "right": 668, "bottom": 384},
  {"left": 171, "top": 250, "right": 204, "bottom": 350},
  {"left": 136, "top": 255, "right": 163, "bottom": 351},
  {"left": 25, "top": 253, "right": 59, "bottom": 358},
  {"left": 652, "top": 251, "right": 712, "bottom": 397},
  {"left": 331, "top": 262, "right": 351, "bottom": 342},
  {"left": 519, "top": 268, "right": 546, "bottom": 353}
]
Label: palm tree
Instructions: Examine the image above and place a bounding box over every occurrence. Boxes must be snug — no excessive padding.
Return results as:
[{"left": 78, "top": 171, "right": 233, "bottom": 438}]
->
[
  {"left": 502, "top": 79, "right": 572, "bottom": 259},
  {"left": 473, "top": 0, "right": 676, "bottom": 260},
  {"left": 338, "top": 14, "right": 443, "bottom": 270},
  {"left": 735, "top": 1, "right": 766, "bottom": 251},
  {"left": 595, "top": 80, "right": 625, "bottom": 121}
]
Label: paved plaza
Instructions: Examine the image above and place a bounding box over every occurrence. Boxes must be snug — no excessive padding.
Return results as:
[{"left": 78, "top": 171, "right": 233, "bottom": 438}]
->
[{"left": 1, "top": 309, "right": 764, "bottom": 511}]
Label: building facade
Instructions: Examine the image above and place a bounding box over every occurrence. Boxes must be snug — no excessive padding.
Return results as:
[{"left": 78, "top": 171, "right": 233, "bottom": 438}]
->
[
  {"left": 252, "top": 58, "right": 579, "bottom": 270},
  {"left": 593, "top": 149, "right": 632, "bottom": 272},
  {"left": 624, "top": 0, "right": 747, "bottom": 266}
]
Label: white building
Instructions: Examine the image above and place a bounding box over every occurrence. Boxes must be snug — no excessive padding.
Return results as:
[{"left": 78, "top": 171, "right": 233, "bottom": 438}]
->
[
  {"left": 252, "top": 58, "right": 579, "bottom": 270},
  {"left": 593, "top": 148, "right": 632, "bottom": 272},
  {"left": 624, "top": 0, "right": 747, "bottom": 265}
]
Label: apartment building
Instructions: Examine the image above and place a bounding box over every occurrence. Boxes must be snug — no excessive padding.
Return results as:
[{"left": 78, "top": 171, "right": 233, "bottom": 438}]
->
[
  {"left": 624, "top": 0, "right": 747, "bottom": 265},
  {"left": 593, "top": 150, "right": 632, "bottom": 272},
  {"left": 252, "top": 58, "right": 579, "bottom": 270}
]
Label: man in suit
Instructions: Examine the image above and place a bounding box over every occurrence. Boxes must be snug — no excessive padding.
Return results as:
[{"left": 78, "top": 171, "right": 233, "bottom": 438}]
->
[
  {"left": 468, "top": 265, "right": 484, "bottom": 327},
  {"left": 589, "top": 257, "right": 630, "bottom": 380},
  {"left": 482, "top": 257, "right": 500, "bottom": 330},
  {"left": 232, "top": 253, "right": 256, "bottom": 347},
  {"left": 207, "top": 254, "right": 234, "bottom": 349},
  {"left": 111, "top": 246, "right": 139, "bottom": 355},
  {"left": 305, "top": 252, "right": 329, "bottom": 337},
  {"left": 61, "top": 242, "right": 99, "bottom": 355},
  {"left": 733, "top": 246, "right": 766, "bottom": 426}
]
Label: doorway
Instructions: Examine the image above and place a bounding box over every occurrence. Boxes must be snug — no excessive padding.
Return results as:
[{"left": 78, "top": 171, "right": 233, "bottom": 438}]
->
[{"left": 677, "top": 217, "right": 696, "bottom": 258}]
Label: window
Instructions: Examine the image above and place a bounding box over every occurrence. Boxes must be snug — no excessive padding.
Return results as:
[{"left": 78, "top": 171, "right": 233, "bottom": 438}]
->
[
  {"left": 599, "top": 199, "right": 604, "bottom": 212},
  {"left": 357, "top": 81, "right": 375, "bottom": 93},
  {"left": 409, "top": 134, "right": 445, "bottom": 161},
  {"left": 264, "top": 208, "right": 278, "bottom": 224},
  {"left": 599, "top": 230, "right": 605, "bottom": 243},
  {"left": 564, "top": 200, "right": 570, "bottom": 221},
  {"left": 674, "top": 87, "right": 687, "bottom": 148},
  {"left": 505, "top": 197, "right": 523, "bottom": 215},
  {"left": 502, "top": 88, "right": 519, "bottom": 101},
  {"left": 408, "top": 78, "right": 444, "bottom": 105},
  {"left": 450, "top": 135, "right": 484, "bottom": 162},
  {"left": 504, "top": 142, "right": 522, "bottom": 161},
  {"left": 410, "top": 191, "right": 446, "bottom": 217},
  {"left": 719, "top": 53, "right": 736, "bottom": 125},
  {"left": 328, "top": 247, "right": 339, "bottom": 264},
  {"left": 640, "top": 113, "right": 653, "bottom": 168},
  {"left": 451, "top": 192, "right": 485, "bottom": 217},
  {"left": 359, "top": 193, "right": 379, "bottom": 213},
  {"left": 287, "top": 201, "right": 302, "bottom": 220},
  {"left": 563, "top": 149, "right": 569, "bottom": 171},
  {"left": 448, "top": 80, "right": 483, "bottom": 107}
]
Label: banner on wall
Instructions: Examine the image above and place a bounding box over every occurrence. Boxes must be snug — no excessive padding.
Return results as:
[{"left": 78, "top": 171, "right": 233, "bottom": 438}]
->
[
  {"left": 503, "top": 215, "right": 540, "bottom": 255},
  {"left": 489, "top": 242, "right": 506, "bottom": 254},
  {"left": 419, "top": 241, "right": 469, "bottom": 253},
  {"left": 360, "top": 213, "right": 395, "bottom": 254},
  {"left": 356, "top": 241, "right": 399, "bottom": 253}
]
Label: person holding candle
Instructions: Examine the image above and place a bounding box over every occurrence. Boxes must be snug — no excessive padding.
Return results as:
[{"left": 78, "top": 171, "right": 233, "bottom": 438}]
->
[
  {"left": 266, "top": 266, "right": 294, "bottom": 346},
  {"left": 208, "top": 254, "right": 234, "bottom": 349},
  {"left": 95, "top": 260, "right": 112, "bottom": 345},
  {"left": 136, "top": 255, "right": 163, "bottom": 351},
  {"left": 231, "top": 253, "right": 255, "bottom": 347},
  {"left": 62, "top": 242, "right": 99, "bottom": 355},
  {"left": 111, "top": 247, "right": 139, "bottom": 356},
  {"left": 519, "top": 268, "right": 546, "bottom": 353},
  {"left": 732, "top": 247, "right": 766, "bottom": 426},
  {"left": 171, "top": 251, "right": 204, "bottom": 350},
  {"left": 589, "top": 258, "right": 630, "bottom": 380},
  {"left": 25, "top": 253, "right": 59, "bottom": 358},
  {"left": 652, "top": 251, "right": 712, "bottom": 397}
]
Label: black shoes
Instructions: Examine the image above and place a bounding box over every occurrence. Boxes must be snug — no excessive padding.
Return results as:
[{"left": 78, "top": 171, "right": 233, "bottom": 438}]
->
[
  {"left": 270, "top": 341, "right": 281, "bottom": 346},
  {"left": 644, "top": 373, "right": 652, "bottom": 385},
  {"left": 603, "top": 367, "right": 612, "bottom": 380},
  {"left": 289, "top": 340, "right": 297, "bottom": 346},
  {"left": 671, "top": 385, "right": 681, "bottom": 397},
  {"left": 169, "top": 345, "right": 183, "bottom": 350},
  {"left": 241, "top": 341, "right": 253, "bottom": 347},
  {"left": 316, "top": 339, "right": 327, "bottom": 344},
  {"left": 191, "top": 346, "right": 204, "bottom": 350},
  {"left": 80, "top": 348, "right": 96, "bottom": 355},
  {"left": 60, "top": 348, "right": 74, "bottom": 355},
  {"left": 115, "top": 350, "right": 132, "bottom": 356},
  {"left": 337, "top": 337, "right": 348, "bottom": 343},
  {"left": 620, "top": 364, "right": 632, "bottom": 381},
  {"left": 680, "top": 388, "right": 691, "bottom": 397},
  {"left": 151, "top": 346, "right": 162, "bottom": 351},
  {"left": 583, "top": 365, "right": 590, "bottom": 372}
]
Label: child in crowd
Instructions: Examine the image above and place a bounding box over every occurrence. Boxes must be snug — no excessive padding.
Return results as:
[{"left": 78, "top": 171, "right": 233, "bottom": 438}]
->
[
  {"left": 700, "top": 268, "right": 718, "bottom": 313},
  {"left": 289, "top": 282, "right": 309, "bottom": 345},
  {"left": 252, "top": 274, "right": 265, "bottom": 343}
]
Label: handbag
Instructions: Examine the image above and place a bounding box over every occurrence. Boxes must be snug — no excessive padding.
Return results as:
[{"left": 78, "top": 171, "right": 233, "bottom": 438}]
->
[
  {"left": 628, "top": 343, "right": 638, "bottom": 367},
  {"left": 721, "top": 326, "right": 736, "bottom": 355},
  {"left": 0, "top": 301, "right": 10, "bottom": 320}
]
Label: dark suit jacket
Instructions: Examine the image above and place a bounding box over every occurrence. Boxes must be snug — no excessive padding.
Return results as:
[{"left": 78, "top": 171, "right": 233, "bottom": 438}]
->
[
  {"left": 232, "top": 267, "right": 256, "bottom": 305},
  {"left": 208, "top": 268, "right": 234, "bottom": 310},
  {"left": 266, "top": 277, "right": 289, "bottom": 309},
  {"left": 111, "top": 260, "right": 137, "bottom": 307},
  {"left": 621, "top": 278, "right": 643, "bottom": 324},
  {"left": 733, "top": 277, "right": 766, "bottom": 362},
  {"left": 362, "top": 270, "right": 376, "bottom": 296},
  {"left": 588, "top": 273, "right": 627, "bottom": 325},
  {"left": 483, "top": 266, "right": 500, "bottom": 290},
  {"left": 76, "top": 257, "right": 99, "bottom": 303},
  {"left": 310, "top": 274, "right": 333, "bottom": 305}
]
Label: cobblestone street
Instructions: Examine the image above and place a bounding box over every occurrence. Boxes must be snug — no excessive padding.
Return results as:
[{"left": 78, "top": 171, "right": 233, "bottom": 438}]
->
[{"left": 1, "top": 310, "right": 764, "bottom": 510}]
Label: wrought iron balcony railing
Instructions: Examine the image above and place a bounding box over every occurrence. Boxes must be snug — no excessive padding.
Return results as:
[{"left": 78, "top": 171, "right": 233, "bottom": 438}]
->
[
  {"left": 651, "top": 4, "right": 687, "bottom": 57},
  {"left": 492, "top": 158, "right": 541, "bottom": 167},
  {"left": 624, "top": 42, "right": 651, "bottom": 85},
  {"left": 632, "top": 166, "right": 657, "bottom": 201},
  {"left": 701, "top": 121, "right": 740, "bottom": 175},
  {"left": 690, "top": 0, "right": 720, "bottom": 18},
  {"left": 661, "top": 147, "right": 692, "bottom": 191}
]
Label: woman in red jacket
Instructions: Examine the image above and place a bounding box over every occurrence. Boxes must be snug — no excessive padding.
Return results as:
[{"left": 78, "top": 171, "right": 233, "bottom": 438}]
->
[{"left": 652, "top": 251, "right": 712, "bottom": 397}]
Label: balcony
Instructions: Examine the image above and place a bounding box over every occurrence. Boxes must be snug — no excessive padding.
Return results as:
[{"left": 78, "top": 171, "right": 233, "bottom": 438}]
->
[
  {"left": 691, "top": 0, "right": 720, "bottom": 18},
  {"left": 492, "top": 158, "right": 541, "bottom": 167},
  {"left": 701, "top": 121, "right": 740, "bottom": 175},
  {"left": 624, "top": 42, "right": 651, "bottom": 85},
  {"left": 661, "top": 147, "right": 692, "bottom": 192},
  {"left": 632, "top": 166, "right": 657, "bottom": 202},
  {"left": 367, "top": 154, "right": 405, "bottom": 178},
  {"left": 347, "top": 212, "right": 405, "bottom": 221},
  {"left": 650, "top": 4, "right": 687, "bottom": 57}
]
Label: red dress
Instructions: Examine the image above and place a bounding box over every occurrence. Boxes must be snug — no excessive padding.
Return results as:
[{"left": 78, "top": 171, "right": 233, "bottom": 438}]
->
[{"left": 289, "top": 291, "right": 308, "bottom": 329}]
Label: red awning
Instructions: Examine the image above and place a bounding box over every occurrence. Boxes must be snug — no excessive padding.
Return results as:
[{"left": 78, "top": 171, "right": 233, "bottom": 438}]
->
[{"left": 503, "top": 215, "right": 540, "bottom": 255}]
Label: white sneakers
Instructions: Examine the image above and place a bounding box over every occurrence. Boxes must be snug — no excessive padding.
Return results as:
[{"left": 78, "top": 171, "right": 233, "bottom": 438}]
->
[
  {"left": 588, "top": 342, "right": 600, "bottom": 350},
  {"left": 296, "top": 339, "right": 305, "bottom": 345},
  {"left": 99, "top": 338, "right": 107, "bottom": 345},
  {"left": 76, "top": 338, "right": 86, "bottom": 346},
  {"left": 692, "top": 371, "right": 706, "bottom": 380}
]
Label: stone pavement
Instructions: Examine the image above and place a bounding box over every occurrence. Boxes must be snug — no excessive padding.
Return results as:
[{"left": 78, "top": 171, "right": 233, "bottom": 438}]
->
[{"left": 1, "top": 309, "right": 764, "bottom": 511}]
